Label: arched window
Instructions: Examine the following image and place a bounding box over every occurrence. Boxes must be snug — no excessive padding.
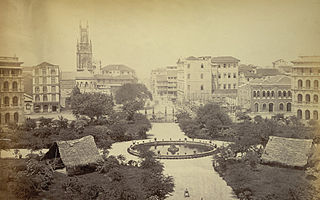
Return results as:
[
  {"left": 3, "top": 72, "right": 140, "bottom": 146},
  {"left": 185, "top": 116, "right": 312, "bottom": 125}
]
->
[
  {"left": 298, "top": 80, "right": 303, "bottom": 88},
  {"left": 298, "top": 94, "right": 303, "bottom": 103},
  {"left": 12, "top": 96, "right": 18, "bottom": 106},
  {"left": 269, "top": 103, "right": 274, "bottom": 112},
  {"left": 43, "top": 95, "right": 48, "bottom": 102},
  {"left": 315, "top": 80, "right": 319, "bottom": 89},
  {"left": 278, "top": 91, "right": 282, "bottom": 97},
  {"left": 5, "top": 113, "right": 10, "bottom": 124},
  {"left": 314, "top": 95, "right": 318, "bottom": 103},
  {"left": 287, "top": 103, "right": 291, "bottom": 112},
  {"left": 253, "top": 91, "right": 256, "bottom": 97},
  {"left": 4, "top": 96, "right": 9, "bottom": 106},
  {"left": 306, "top": 80, "right": 311, "bottom": 89},
  {"left": 35, "top": 95, "right": 40, "bottom": 102},
  {"left": 262, "top": 91, "right": 266, "bottom": 97},
  {"left": 254, "top": 103, "right": 259, "bottom": 112},
  {"left": 283, "top": 91, "right": 286, "bottom": 97},
  {"left": 297, "top": 109, "right": 302, "bottom": 119},
  {"left": 3, "top": 81, "right": 9, "bottom": 91},
  {"left": 14, "top": 112, "right": 19, "bottom": 123},
  {"left": 85, "top": 82, "right": 88, "bottom": 87},
  {"left": 43, "top": 86, "right": 47, "bottom": 93},
  {"left": 288, "top": 91, "right": 292, "bottom": 97},
  {"left": 271, "top": 91, "right": 275, "bottom": 97},
  {"left": 200, "top": 85, "right": 204, "bottom": 90},
  {"left": 262, "top": 104, "right": 266, "bottom": 111},
  {"left": 267, "top": 91, "right": 270, "bottom": 97},
  {"left": 314, "top": 111, "right": 319, "bottom": 120},
  {"left": 12, "top": 81, "right": 18, "bottom": 91},
  {"left": 43, "top": 105, "right": 48, "bottom": 112},
  {"left": 306, "top": 94, "right": 310, "bottom": 103},
  {"left": 257, "top": 91, "right": 260, "bottom": 97},
  {"left": 279, "top": 103, "right": 284, "bottom": 111},
  {"left": 35, "top": 86, "right": 40, "bottom": 93},
  {"left": 200, "top": 73, "right": 203, "bottom": 79},
  {"left": 305, "top": 110, "right": 310, "bottom": 120}
]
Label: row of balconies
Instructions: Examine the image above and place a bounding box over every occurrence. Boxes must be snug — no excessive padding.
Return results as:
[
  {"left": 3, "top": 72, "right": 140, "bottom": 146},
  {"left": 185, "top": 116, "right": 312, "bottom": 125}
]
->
[
  {"left": 0, "top": 74, "right": 22, "bottom": 78},
  {"left": 0, "top": 89, "right": 23, "bottom": 92}
]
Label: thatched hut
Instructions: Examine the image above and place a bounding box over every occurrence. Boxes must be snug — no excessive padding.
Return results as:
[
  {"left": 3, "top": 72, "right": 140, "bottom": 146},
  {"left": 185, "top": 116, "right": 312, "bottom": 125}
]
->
[
  {"left": 42, "top": 135, "right": 103, "bottom": 176},
  {"left": 261, "top": 136, "right": 313, "bottom": 169}
]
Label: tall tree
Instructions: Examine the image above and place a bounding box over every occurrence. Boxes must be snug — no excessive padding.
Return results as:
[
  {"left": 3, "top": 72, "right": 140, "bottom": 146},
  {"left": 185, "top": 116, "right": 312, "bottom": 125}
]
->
[
  {"left": 71, "top": 90, "right": 114, "bottom": 121},
  {"left": 115, "top": 83, "right": 152, "bottom": 120}
]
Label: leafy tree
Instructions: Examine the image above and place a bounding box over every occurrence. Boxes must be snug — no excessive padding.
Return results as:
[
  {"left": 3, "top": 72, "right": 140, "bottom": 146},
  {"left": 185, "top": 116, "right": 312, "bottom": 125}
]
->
[
  {"left": 115, "top": 83, "right": 152, "bottom": 120},
  {"left": 71, "top": 92, "right": 114, "bottom": 121}
]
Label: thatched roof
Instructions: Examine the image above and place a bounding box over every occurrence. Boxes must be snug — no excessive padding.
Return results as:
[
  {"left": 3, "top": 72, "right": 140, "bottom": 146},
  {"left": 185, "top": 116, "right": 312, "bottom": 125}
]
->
[
  {"left": 261, "top": 136, "right": 313, "bottom": 168},
  {"left": 43, "top": 135, "right": 103, "bottom": 175}
]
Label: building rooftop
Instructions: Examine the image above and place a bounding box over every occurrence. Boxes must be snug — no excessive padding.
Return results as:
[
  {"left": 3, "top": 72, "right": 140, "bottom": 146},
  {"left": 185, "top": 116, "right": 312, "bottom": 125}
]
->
[
  {"left": 250, "top": 75, "right": 291, "bottom": 85},
  {"left": 211, "top": 56, "right": 240, "bottom": 63},
  {"left": 256, "top": 68, "right": 282, "bottom": 76},
  {"left": 0, "top": 56, "right": 23, "bottom": 66},
  {"left": 292, "top": 56, "right": 320, "bottom": 63},
  {"left": 36, "top": 62, "right": 57, "bottom": 67},
  {"left": 102, "top": 64, "right": 135, "bottom": 72}
]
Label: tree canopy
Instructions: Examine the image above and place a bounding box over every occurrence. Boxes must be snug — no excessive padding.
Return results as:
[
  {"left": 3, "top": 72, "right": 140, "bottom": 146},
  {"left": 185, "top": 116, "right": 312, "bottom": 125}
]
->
[
  {"left": 115, "top": 83, "right": 152, "bottom": 120},
  {"left": 70, "top": 87, "right": 114, "bottom": 120}
]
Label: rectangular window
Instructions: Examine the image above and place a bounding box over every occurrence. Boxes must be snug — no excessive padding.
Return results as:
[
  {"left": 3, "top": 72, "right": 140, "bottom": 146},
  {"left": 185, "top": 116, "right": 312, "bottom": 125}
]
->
[
  {"left": 228, "top": 84, "right": 231, "bottom": 89},
  {"left": 223, "top": 64, "right": 226, "bottom": 68},
  {"left": 233, "top": 73, "right": 236, "bottom": 78},
  {"left": 228, "top": 73, "right": 231, "bottom": 78},
  {"left": 42, "top": 68, "right": 46, "bottom": 76},
  {"left": 52, "top": 86, "right": 56, "bottom": 92},
  {"left": 51, "top": 77, "right": 56, "bottom": 83},
  {"left": 223, "top": 84, "right": 226, "bottom": 89},
  {"left": 233, "top": 84, "right": 236, "bottom": 89},
  {"left": 218, "top": 74, "right": 221, "bottom": 78},
  {"left": 52, "top": 94, "right": 56, "bottom": 101},
  {"left": 200, "top": 85, "right": 204, "bottom": 90},
  {"left": 43, "top": 77, "right": 47, "bottom": 84},
  {"left": 224, "top": 73, "right": 226, "bottom": 78},
  {"left": 35, "top": 69, "right": 39, "bottom": 75},
  {"left": 35, "top": 78, "right": 39, "bottom": 84},
  {"left": 201, "top": 73, "right": 203, "bottom": 79}
]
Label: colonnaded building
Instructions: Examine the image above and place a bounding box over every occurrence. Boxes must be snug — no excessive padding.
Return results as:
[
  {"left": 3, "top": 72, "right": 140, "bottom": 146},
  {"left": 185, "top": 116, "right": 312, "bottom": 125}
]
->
[
  {"left": 292, "top": 56, "right": 320, "bottom": 121},
  {"left": 0, "top": 56, "right": 25, "bottom": 126}
]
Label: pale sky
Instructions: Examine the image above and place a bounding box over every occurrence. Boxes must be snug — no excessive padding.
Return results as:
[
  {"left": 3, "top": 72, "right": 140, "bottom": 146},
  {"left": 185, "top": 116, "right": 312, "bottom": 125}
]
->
[{"left": 0, "top": 0, "right": 320, "bottom": 79}]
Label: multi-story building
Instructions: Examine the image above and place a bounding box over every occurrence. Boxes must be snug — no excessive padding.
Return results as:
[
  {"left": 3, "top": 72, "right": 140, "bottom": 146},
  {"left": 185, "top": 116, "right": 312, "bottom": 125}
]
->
[
  {"left": 166, "top": 66, "right": 178, "bottom": 102},
  {"left": 177, "top": 56, "right": 240, "bottom": 105},
  {"left": 150, "top": 68, "right": 168, "bottom": 102},
  {"left": 150, "top": 66, "right": 177, "bottom": 103},
  {"left": 75, "top": 24, "right": 137, "bottom": 95},
  {"left": 0, "top": 56, "right": 25, "bottom": 126},
  {"left": 211, "top": 56, "right": 240, "bottom": 102},
  {"left": 249, "top": 75, "right": 292, "bottom": 116},
  {"left": 33, "top": 62, "right": 61, "bottom": 113},
  {"left": 60, "top": 71, "right": 76, "bottom": 109},
  {"left": 272, "top": 59, "right": 292, "bottom": 74},
  {"left": 177, "top": 56, "right": 212, "bottom": 104},
  {"left": 291, "top": 56, "right": 320, "bottom": 121}
]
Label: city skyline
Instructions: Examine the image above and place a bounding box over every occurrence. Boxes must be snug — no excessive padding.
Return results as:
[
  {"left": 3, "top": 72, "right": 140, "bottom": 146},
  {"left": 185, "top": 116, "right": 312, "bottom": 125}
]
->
[{"left": 1, "top": 0, "right": 320, "bottom": 79}]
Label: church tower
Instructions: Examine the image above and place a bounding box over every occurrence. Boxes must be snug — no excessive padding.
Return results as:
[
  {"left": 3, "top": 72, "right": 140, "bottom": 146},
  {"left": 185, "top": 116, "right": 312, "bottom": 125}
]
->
[{"left": 76, "top": 22, "right": 93, "bottom": 72}]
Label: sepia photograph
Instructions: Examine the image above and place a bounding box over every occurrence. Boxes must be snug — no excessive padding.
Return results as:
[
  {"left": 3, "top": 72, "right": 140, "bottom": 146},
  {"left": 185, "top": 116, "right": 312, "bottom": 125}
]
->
[{"left": 0, "top": 0, "right": 319, "bottom": 199}]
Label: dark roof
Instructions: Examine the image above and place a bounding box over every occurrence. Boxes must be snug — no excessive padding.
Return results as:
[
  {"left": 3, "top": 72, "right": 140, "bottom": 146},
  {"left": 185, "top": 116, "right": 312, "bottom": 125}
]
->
[
  {"left": 256, "top": 68, "right": 282, "bottom": 76},
  {"left": 102, "top": 64, "right": 135, "bottom": 72},
  {"left": 185, "top": 56, "right": 200, "bottom": 60},
  {"left": 36, "top": 62, "right": 57, "bottom": 67},
  {"left": 261, "top": 136, "right": 313, "bottom": 168},
  {"left": 211, "top": 56, "right": 240, "bottom": 63},
  {"left": 94, "top": 74, "right": 136, "bottom": 80}
]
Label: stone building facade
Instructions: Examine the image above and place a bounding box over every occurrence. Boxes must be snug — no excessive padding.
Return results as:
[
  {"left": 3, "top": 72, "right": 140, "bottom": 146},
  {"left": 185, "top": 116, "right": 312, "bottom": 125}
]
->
[
  {"left": 33, "top": 62, "right": 61, "bottom": 113},
  {"left": 250, "top": 75, "right": 292, "bottom": 115},
  {"left": 0, "top": 56, "right": 25, "bottom": 126},
  {"left": 291, "top": 56, "right": 320, "bottom": 121}
]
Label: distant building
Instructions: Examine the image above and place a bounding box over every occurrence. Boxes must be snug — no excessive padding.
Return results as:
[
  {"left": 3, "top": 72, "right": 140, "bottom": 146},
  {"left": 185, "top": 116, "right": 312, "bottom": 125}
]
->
[
  {"left": 33, "top": 62, "right": 61, "bottom": 113},
  {"left": 22, "top": 66, "right": 33, "bottom": 96},
  {"left": 177, "top": 56, "right": 240, "bottom": 105},
  {"left": 150, "top": 68, "right": 168, "bottom": 101},
  {"left": 291, "top": 56, "right": 320, "bottom": 121},
  {"left": 272, "top": 59, "right": 292, "bottom": 74},
  {"left": 0, "top": 56, "right": 25, "bottom": 126},
  {"left": 24, "top": 93, "right": 33, "bottom": 114},
  {"left": 60, "top": 71, "right": 76, "bottom": 110},
  {"left": 238, "top": 75, "right": 293, "bottom": 117},
  {"left": 75, "top": 23, "right": 137, "bottom": 95},
  {"left": 150, "top": 66, "right": 177, "bottom": 102}
]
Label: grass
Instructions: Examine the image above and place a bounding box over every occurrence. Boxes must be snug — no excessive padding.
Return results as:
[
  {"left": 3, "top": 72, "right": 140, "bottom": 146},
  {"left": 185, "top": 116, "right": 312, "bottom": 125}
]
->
[{"left": 220, "top": 161, "right": 318, "bottom": 199}]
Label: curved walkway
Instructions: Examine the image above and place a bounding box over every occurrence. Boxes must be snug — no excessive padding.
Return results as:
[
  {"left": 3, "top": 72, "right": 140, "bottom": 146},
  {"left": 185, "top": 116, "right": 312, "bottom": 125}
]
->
[{"left": 109, "top": 123, "right": 237, "bottom": 200}]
